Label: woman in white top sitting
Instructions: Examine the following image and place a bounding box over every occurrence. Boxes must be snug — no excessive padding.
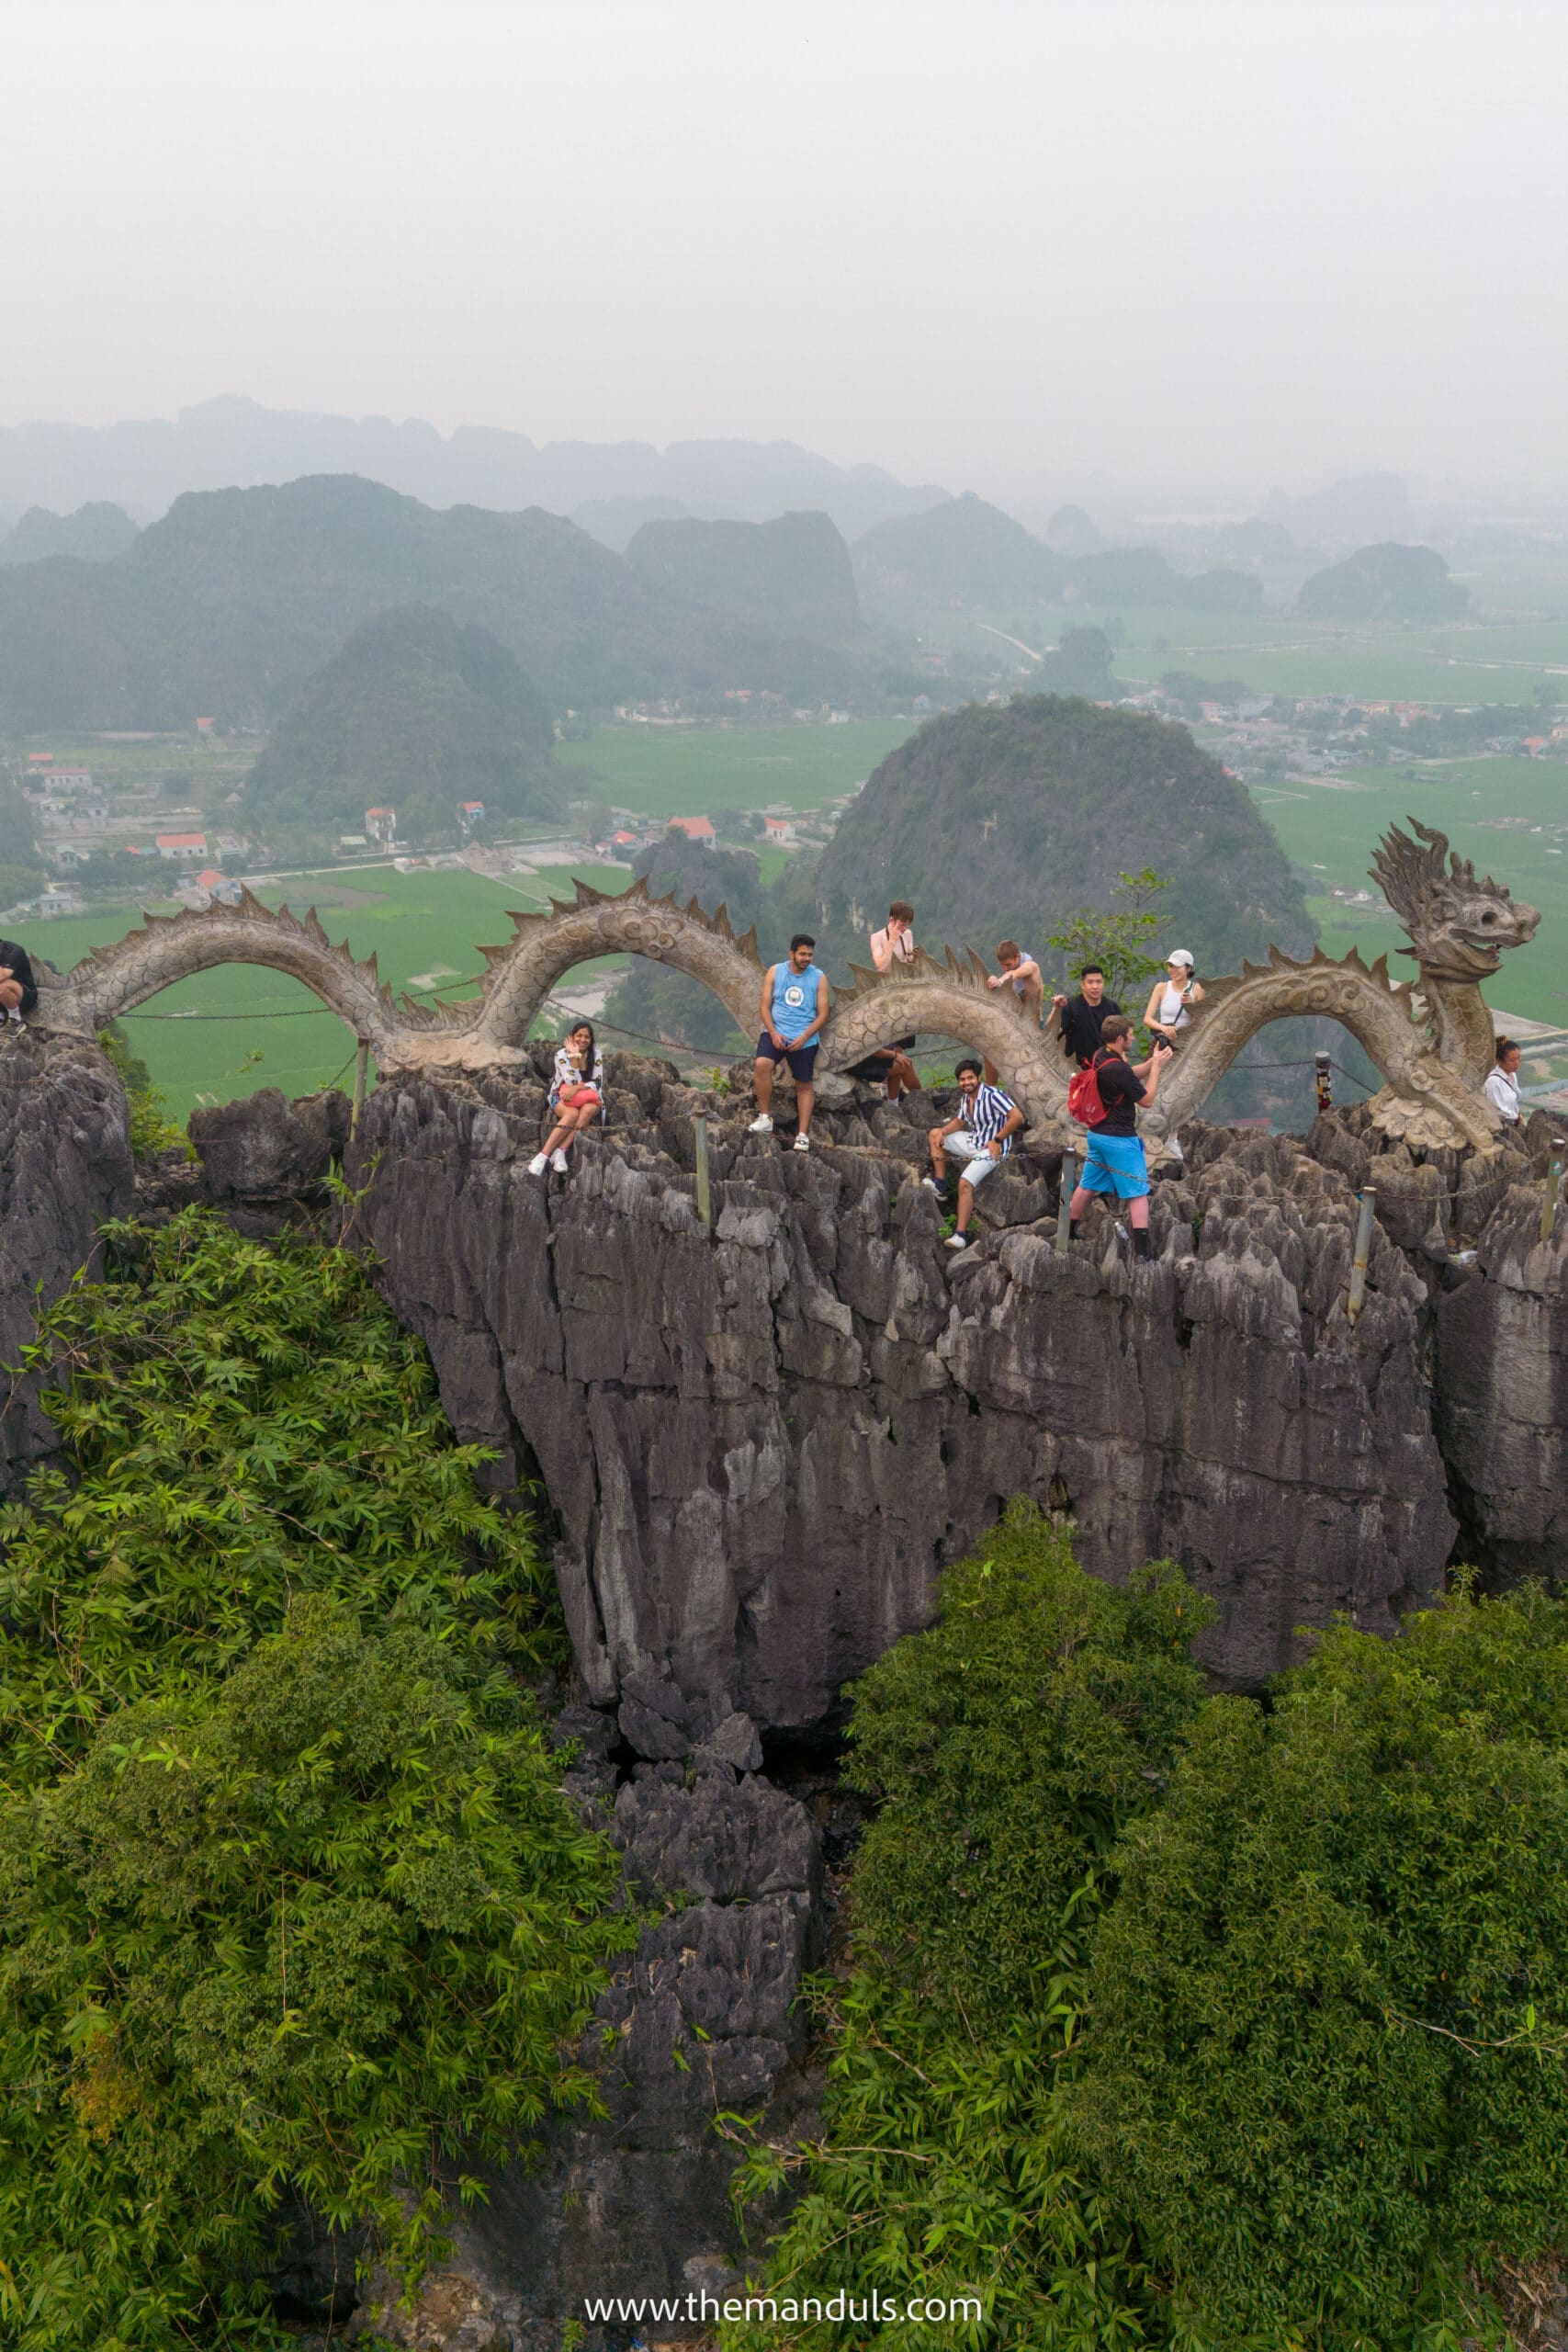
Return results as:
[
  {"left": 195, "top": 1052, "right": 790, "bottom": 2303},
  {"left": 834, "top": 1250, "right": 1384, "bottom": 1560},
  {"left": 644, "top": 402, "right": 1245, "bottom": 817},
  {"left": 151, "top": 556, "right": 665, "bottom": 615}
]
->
[
  {"left": 529, "top": 1021, "right": 606, "bottom": 1175},
  {"left": 1483, "top": 1037, "right": 1522, "bottom": 1125},
  {"left": 1144, "top": 948, "right": 1205, "bottom": 1046}
]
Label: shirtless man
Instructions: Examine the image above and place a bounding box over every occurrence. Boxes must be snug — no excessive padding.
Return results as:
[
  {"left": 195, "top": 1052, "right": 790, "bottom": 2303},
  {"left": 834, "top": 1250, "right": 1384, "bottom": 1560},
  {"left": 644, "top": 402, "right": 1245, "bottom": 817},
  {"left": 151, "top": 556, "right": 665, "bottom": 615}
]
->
[
  {"left": 981, "top": 940, "right": 1043, "bottom": 1081},
  {"left": 986, "top": 941, "right": 1043, "bottom": 1025},
  {"left": 855, "top": 899, "right": 919, "bottom": 1098}
]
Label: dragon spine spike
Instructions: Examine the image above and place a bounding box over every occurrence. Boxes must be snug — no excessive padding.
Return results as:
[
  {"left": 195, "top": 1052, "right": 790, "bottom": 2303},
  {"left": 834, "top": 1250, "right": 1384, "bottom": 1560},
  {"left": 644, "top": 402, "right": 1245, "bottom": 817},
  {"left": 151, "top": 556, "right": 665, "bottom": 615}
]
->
[{"left": 734, "top": 924, "right": 761, "bottom": 965}]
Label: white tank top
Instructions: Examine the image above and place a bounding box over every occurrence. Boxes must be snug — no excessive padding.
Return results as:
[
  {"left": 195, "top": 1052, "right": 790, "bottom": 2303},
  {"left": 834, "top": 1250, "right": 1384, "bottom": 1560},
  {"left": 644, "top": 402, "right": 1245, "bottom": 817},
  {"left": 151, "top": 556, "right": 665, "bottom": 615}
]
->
[{"left": 1157, "top": 980, "right": 1192, "bottom": 1028}]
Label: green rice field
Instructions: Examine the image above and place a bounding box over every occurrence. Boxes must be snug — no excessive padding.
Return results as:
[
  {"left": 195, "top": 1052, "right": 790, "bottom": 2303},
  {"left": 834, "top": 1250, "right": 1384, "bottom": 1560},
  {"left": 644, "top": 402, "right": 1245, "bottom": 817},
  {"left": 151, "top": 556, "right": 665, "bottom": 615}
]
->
[
  {"left": 34, "top": 861, "right": 630, "bottom": 1121},
  {"left": 555, "top": 718, "right": 913, "bottom": 817},
  {"left": 927, "top": 602, "right": 1568, "bottom": 708}
]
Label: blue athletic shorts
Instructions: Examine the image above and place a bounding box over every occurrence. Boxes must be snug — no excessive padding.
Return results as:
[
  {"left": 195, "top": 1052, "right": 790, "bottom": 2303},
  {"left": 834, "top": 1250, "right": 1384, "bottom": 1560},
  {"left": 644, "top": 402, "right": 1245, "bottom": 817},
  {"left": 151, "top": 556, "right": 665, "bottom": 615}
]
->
[
  {"left": 1081, "top": 1127, "right": 1149, "bottom": 1199},
  {"left": 757, "top": 1031, "right": 819, "bottom": 1083}
]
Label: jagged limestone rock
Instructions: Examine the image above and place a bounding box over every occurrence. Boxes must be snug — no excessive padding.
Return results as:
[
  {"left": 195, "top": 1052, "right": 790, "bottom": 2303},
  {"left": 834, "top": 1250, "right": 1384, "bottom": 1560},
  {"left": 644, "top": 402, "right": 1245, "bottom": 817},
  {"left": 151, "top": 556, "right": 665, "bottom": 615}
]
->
[
  {"left": 0, "top": 1029, "right": 133, "bottom": 1496},
  {"left": 348, "top": 1069, "right": 1456, "bottom": 1711}
]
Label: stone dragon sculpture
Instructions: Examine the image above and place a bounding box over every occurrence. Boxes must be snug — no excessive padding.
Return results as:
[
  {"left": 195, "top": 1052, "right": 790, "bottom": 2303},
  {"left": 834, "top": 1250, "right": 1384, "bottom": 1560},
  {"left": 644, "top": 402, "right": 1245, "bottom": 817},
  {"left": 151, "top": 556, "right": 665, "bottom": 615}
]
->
[{"left": 34, "top": 819, "right": 1537, "bottom": 1148}]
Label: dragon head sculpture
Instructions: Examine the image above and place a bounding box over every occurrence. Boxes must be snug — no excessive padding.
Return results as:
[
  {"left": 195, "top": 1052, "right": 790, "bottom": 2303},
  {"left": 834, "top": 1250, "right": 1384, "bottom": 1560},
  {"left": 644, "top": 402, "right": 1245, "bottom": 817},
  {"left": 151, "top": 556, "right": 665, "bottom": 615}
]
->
[{"left": 1370, "top": 818, "right": 1540, "bottom": 983}]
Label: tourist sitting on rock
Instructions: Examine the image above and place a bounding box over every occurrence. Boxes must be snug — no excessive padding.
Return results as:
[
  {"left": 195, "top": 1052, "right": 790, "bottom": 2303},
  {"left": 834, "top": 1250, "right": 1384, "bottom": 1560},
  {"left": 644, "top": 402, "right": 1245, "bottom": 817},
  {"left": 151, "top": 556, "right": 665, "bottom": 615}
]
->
[
  {"left": 1144, "top": 948, "right": 1204, "bottom": 1045},
  {"left": 850, "top": 899, "right": 919, "bottom": 1099},
  {"left": 1065, "top": 1015, "right": 1172, "bottom": 1261},
  {"left": 0, "top": 936, "right": 39, "bottom": 1028},
  {"left": 1483, "top": 1035, "right": 1523, "bottom": 1124},
  {"left": 1051, "top": 963, "right": 1122, "bottom": 1067},
  {"left": 529, "top": 1021, "right": 604, "bottom": 1175},
  {"left": 923, "top": 1055, "right": 1023, "bottom": 1251},
  {"left": 750, "top": 933, "right": 829, "bottom": 1153}
]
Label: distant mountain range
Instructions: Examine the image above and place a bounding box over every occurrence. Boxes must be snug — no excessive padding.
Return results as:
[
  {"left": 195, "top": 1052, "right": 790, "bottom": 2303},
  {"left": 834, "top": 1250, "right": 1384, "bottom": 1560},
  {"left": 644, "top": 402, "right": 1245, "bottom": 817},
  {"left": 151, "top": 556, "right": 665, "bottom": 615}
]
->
[
  {"left": 0, "top": 473, "right": 862, "bottom": 731},
  {"left": 0, "top": 395, "right": 949, "bottom": 544}
]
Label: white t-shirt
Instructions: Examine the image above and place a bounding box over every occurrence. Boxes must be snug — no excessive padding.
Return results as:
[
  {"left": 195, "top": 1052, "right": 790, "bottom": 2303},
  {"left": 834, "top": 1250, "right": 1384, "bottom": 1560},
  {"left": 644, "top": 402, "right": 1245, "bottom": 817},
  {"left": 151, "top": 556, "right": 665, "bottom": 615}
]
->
[{"left": 1483, "top": 1066, "right": 1520, "bottom": 1123}]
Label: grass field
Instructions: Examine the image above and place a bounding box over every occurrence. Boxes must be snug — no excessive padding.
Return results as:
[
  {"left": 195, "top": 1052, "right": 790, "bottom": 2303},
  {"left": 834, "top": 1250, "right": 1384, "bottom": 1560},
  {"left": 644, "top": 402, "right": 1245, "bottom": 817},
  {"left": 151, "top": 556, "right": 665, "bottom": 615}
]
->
[
  {"left": 555, "top": 718, "right": 914, "bottom": 817},
  {"left": 1245, "top": 758, "right": 1568, "bottom": 1024},
  {"left": 36, "top": 861, "right": 631, "bottom": 1120}
]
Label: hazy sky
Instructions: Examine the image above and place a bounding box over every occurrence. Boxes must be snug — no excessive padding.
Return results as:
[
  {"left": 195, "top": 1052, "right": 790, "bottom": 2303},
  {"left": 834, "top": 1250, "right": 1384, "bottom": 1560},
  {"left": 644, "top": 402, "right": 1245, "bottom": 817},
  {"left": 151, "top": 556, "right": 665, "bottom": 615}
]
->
[{"left": 5, "top": 0, "right": 1565, "bottom": 503}]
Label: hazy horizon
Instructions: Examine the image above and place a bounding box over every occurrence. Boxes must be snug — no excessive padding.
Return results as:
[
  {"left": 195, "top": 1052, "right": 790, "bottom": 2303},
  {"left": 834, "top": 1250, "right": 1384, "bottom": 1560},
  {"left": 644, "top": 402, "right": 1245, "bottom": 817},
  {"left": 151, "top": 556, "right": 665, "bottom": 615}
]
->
[{"left": 6, "top": 0, "right": 1567, "bottom": 508}]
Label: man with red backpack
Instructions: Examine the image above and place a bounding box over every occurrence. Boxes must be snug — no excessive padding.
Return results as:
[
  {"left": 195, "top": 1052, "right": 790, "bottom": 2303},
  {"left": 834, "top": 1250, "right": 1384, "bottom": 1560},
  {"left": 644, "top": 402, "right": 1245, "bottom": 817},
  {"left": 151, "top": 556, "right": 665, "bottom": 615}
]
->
[{"left": 1065, "top": 1014, "right": 1172, "bottom": 1261}]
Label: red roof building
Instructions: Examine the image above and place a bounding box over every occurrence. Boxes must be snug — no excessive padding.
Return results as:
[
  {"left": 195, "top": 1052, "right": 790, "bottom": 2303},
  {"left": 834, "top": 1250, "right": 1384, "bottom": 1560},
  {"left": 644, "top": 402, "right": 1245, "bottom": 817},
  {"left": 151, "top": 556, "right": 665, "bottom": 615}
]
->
[
  {"left": 666, "top": 815, "right": 716, "bottom": 841},
  {"left": 155, "top": 831, "right": 207, "bottom": 858}
]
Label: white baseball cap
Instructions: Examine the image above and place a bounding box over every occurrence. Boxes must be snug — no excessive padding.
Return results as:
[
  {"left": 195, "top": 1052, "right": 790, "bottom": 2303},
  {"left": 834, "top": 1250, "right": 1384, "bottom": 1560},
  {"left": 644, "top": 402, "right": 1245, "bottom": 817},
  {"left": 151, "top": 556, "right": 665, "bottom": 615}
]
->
[{"left": 1166, "top": 948, "right": 1195, "bottom": 967}]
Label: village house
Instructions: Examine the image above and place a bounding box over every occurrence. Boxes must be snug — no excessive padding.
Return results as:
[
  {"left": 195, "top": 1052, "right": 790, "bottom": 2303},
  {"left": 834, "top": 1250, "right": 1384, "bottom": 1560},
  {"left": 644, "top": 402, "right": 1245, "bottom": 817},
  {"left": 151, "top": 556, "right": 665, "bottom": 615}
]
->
[
  {"left": 155, "top": 831, "right": 208, "bottom": 861},
  {"left": 666, "top": 815, "right": 716, "bottom": 843}
]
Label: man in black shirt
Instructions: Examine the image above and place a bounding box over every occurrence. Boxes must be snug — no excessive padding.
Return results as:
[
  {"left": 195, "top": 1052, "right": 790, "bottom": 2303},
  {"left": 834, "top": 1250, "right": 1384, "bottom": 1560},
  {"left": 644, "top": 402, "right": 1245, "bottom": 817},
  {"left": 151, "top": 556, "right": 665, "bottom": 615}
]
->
[
  {"left": 0, "top": 937, "right": 39, "bottom": 1027},
  {"left": 1065, "top": 1013, "right": 1171, "bottom": 1260},
  {"left": 1051, "top": 964, "right": 1121, "bottom": 1067}
]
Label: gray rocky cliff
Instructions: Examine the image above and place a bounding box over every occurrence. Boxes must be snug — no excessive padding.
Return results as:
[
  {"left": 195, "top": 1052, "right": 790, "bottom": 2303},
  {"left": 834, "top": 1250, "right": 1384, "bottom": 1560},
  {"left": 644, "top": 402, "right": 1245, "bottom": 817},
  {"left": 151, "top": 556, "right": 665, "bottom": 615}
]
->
[
  {"left": 347, "top": 1067, "right": 1457, "bottom": 1721},
  {"left": 0, "top": 1029, "right": 133, "bottom": 1493}
]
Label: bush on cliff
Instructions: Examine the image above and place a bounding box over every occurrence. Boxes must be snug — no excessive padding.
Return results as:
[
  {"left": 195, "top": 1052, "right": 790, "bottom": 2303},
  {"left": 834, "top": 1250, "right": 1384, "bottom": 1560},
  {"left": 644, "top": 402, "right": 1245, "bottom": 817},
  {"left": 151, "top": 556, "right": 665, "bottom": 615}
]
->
[
  {"left": 0, "top": 1599, "right": 628, "bottom": 2350},
  {"left": 0, "top": 1209, "right": 631, "bottom": 2347},
  {"left": 726, "top": 1503, "right": 1215, "bottom": 2349},
  {"left": 0, "top": 1206, "right": 563, "bottom": 1790},
  {"left": 1073, "top": 1584, "right": 1568, "bottom": 2348},
  {"left": 728, "top": 1518, "right": 1568, "bottom": 2352}
]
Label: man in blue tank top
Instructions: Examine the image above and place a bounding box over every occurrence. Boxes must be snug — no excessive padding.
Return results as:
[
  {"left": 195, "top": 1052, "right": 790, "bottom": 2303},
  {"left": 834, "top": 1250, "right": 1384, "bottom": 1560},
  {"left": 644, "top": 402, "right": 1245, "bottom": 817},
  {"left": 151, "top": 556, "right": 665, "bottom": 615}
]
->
[{"left": 750, "top": 933, "right": 830, "bottom": 1152}]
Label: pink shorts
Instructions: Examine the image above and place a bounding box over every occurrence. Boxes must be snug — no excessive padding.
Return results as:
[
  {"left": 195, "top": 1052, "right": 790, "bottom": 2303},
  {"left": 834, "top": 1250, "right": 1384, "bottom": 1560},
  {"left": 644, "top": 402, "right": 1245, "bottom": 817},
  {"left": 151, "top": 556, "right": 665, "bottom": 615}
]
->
[{"left": 557, "top": 1085, "right": 602, "bottom": 1112}]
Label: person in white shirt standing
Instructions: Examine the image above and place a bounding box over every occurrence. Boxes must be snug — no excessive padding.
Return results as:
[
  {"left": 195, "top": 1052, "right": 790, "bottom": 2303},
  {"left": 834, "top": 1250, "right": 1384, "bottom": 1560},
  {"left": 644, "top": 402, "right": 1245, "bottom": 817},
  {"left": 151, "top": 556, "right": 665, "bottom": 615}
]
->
[
  {"left": 852, "top": 899, "right": 919, "bottom": 1098},
  {"left": 1483, "top": 1037, "right": 1523, "bottom": 1125}
]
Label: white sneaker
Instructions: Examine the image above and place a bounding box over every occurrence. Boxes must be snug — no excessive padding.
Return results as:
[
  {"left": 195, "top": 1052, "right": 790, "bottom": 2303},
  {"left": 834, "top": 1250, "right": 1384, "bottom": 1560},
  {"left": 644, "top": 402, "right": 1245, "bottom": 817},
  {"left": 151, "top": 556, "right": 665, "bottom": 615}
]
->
[
  {"left": 792, "top": 1130, "right": 811, "bottom": 1152},
  {"left": 527, "top": 1152, "right": 548, "bottom": 1175},
  {"left": 944, "top": 1230, "right": 970, "bottom": 1250},
  {"left": 748, "top": 1113, "right": 773, "bottom": 1135},
  {"left": 550, "top": 1148, "right": 570, "bottom": 1174}
]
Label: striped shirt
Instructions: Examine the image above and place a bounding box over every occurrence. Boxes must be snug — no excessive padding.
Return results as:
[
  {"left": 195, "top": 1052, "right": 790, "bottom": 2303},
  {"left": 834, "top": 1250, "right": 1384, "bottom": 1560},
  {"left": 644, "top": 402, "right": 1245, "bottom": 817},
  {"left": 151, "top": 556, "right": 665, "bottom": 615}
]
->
[{"left": 966, "top": 1082, "right": 1016, "bottom": 1156}]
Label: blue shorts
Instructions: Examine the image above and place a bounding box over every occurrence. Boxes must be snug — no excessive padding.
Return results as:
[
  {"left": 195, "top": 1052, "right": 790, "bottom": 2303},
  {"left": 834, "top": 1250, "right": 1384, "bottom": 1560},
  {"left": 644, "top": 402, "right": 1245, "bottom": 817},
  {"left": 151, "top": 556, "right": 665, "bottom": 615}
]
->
[
  {"left": 1081, "top": 1127, "right": 1149, "bottom": 1199},
  {"left": 757, "top": 1031, "right": 819, "bottom": 1083}
]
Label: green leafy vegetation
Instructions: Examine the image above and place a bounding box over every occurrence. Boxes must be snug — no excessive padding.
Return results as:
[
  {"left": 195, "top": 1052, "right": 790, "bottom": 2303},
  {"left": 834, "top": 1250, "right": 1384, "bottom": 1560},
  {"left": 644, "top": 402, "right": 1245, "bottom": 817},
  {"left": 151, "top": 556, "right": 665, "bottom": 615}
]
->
[
  {"left": 1043, "top": 866, "right": 1168, "bottom": 1004},
  {"left": 727, "top": 1513, "right": 1568, "bottom": 2351},
  {"left": 0, "top": 1210, "right": 563, "bottom": 1786},
  {"left": 0, "top": 1599, "right": 625, "bottom": 2350},
  {"left": 0, "top": 1209, "right": 629, "bottom": 2346},
  {"left": 1075, "top": 1587, "right": 1568, "bottom": 2348},
  {"left": 724, "top": 1505, "right": 1214, "bottom": 2350},
  {"left": 96, "top": 1023, "right": 187, "bottom": 1158}
]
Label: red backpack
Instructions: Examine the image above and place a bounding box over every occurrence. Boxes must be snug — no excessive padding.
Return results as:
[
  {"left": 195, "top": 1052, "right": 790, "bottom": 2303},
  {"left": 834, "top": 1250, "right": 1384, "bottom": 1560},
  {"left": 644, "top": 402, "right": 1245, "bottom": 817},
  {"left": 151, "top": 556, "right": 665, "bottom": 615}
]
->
[{"left": 1067, "top": 1060, "right": 1108, "bottom": 1126}]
